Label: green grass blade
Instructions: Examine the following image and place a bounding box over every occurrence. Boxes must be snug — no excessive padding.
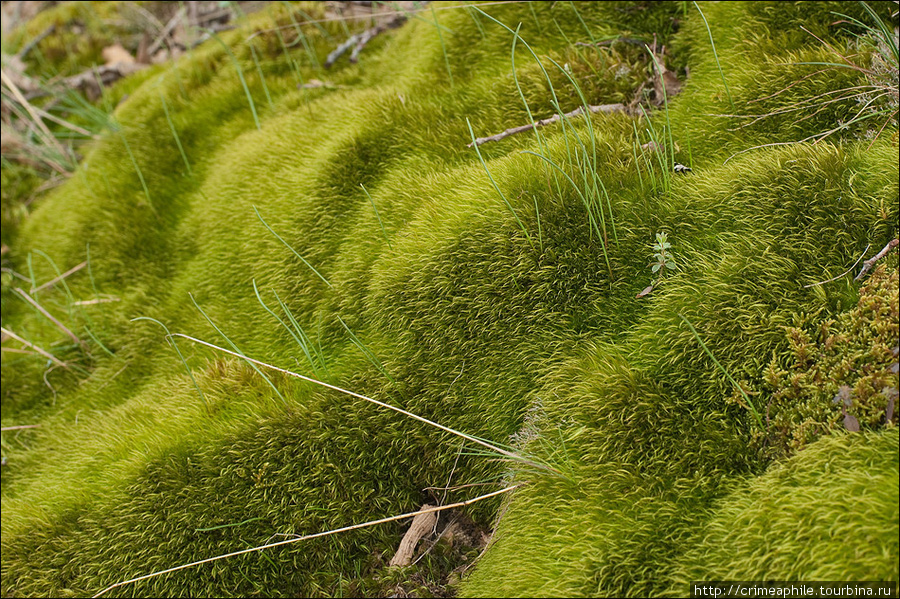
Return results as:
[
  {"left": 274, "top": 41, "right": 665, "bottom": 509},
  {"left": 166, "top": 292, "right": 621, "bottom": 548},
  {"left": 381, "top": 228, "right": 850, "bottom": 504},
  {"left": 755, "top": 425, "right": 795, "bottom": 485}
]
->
[
  {"left": 189, "top": 293, "right": 286, "bottom": 404},
  {"left": 254, "top": 206, "right": 332, "bottom": 288},
  {"left": 678, "top": 314, "right": 764, "bottom": 428}
]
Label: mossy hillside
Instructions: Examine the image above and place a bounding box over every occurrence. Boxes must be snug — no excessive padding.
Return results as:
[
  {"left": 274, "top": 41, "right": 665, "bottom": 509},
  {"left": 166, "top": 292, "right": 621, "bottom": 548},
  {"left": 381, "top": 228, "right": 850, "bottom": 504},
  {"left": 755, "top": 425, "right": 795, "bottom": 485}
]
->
[
  {"left": 667, "top": 428, "right": 899, "bottom": 588},
  {"left": 2, "top": 1, "right": 898, "bottom": 597}
]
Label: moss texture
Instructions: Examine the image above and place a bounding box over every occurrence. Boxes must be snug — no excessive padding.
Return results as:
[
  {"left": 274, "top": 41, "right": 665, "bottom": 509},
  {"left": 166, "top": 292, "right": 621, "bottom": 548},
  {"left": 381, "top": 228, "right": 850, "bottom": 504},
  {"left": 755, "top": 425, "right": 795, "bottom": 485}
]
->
[{"left": 2, "top": 1, "right": 898, "bottom": 597}]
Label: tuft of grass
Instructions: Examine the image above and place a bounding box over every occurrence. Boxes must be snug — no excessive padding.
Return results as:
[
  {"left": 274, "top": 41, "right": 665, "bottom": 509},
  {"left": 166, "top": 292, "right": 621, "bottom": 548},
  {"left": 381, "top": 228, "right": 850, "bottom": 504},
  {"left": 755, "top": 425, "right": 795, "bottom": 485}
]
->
[
  {"left": 189, "top": 293, "right": 286, "bottom": 405},
  {"left": 693, "top": 0, "right": 735, "bottom": 111},
  {"left": 132, "top": 316, "right": 208, "bottom": 411}
]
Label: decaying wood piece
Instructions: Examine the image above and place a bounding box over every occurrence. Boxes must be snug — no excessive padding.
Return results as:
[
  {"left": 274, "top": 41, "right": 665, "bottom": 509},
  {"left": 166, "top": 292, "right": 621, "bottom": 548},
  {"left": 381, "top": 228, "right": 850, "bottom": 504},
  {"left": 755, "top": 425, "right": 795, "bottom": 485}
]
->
[
  {"left": 468, "top": 103, "right": 628, "bottom": 147},
  {"left": 61, "top": 62, "right": 145, "bottom": 101},
  {"left": 855, "top": 237, "right": 899, "bottom": 281},
  {"left": 388, "top": 503, "right": 437, "bottom": 567}
]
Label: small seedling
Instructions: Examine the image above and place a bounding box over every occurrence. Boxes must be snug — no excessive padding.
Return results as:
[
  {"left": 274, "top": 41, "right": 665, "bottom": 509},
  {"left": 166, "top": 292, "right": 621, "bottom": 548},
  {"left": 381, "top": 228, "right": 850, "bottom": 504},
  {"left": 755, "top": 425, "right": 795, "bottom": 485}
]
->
[{"left": 637, "top": 231, "right": 677, "bottom": 298}]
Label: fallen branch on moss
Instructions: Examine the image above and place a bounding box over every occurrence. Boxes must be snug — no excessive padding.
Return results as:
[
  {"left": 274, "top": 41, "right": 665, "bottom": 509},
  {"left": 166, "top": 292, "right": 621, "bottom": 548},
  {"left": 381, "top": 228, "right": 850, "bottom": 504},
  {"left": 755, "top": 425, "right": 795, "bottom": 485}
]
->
[
  {"left": 61, "top": 62, "right": 146, "bottom": 102},
  {"left": 92, "top": 485, "right": 521, "bottom": 598},
  {"left": 575, "top": 36, "right": 650, "bottom": 48},
  {"left": 389, "top": 503, "right": 437, "bottom": 567},
  {"left": 325, "top": 12, "right": 409, "bottom": 67},
  {"left": 467, "top": 104, "right": 628, "bottom": 147},
  {"left": 855, "top": 237, "right": 899, "bottom": 281}
]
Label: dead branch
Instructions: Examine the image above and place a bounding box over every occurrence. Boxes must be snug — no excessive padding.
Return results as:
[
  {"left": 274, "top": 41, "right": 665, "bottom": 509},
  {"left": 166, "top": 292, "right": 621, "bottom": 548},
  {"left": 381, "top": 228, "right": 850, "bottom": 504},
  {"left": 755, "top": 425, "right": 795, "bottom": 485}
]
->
[
  {"left": 388, "top": 504, "right": 437, "bottom": 567},
  {"left": 147, "top": 7, "right": 187, "bottom": 57},
  {"left": 325, "top": 13, "right": 409, "bottom": 68},
  {"left": 467, "top": 103, "right": 628, "bottom": 147},
  {"left": 855, "top": 237, "right": 899, "bottom": 281},
  {"left": 61, "top": 62, "right": 146, "bottom": 102}
]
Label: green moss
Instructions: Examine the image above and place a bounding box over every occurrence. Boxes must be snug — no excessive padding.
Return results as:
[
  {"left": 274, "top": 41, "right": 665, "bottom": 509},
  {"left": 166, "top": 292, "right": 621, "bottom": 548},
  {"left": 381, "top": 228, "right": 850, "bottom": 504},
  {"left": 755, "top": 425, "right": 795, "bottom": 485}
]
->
[
  {"left": 758, "top": 263, "right": 899, "bottom": 459},
  {"left": 2, "top": 1, "right": 898, "bottom": 597},
  {"left": 0, "top": 163, "right": 40, "bottom": 248},
  {"left": 6, "top": 2, "right": 129, "bottom": 77},
  {"left": 667, "top": 428, "right": 899, "bottom": 589}
]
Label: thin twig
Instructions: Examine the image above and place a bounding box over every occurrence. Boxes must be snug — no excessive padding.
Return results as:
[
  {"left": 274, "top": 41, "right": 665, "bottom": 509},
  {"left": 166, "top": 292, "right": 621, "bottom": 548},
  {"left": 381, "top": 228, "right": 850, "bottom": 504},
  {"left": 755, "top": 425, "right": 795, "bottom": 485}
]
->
[
  {"left": 13, "top": 287, "right": 84, "bottom": 347},
  {"left": 147, "top": 7, "right": 187, "bottom": 56},
  {"left": 325, "top": 13, "right": 409, "bottom": 67},
  {"left": 855, "top": 238, "right": 899, "bottom": 281},
  {"left": 468, "top": 104, "right": 628, "bottom": 147},
  {"left": 575, "top": 37, "right": 649, "bottom": 48},
  {"left": 0, "top": 327, "right": 70, "bottom": 370},
  {"left": 31, "top": 261, "right": 86, "bottom": 294},
  {"left": 92, "top": 485, "right": 521, "bottom": 598},
  {"left": 1, "top": 347, "right": 36, "bottom": 355},
  {"left": 803, "top": 244, "right": 870, "bottom": 287}
]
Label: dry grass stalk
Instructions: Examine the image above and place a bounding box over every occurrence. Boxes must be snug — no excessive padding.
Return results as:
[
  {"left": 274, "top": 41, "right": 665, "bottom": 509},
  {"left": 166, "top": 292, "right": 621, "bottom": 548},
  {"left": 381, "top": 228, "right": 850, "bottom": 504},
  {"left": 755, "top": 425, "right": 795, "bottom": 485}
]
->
[
  {"left": 92, "top": 485, "right": 521, "bottom": 598},
  {"left": 12, "top": 287, "right": 84, "bottom": 347},
  {"left": 0, "top": 326, "right": 70, "bottom": 369}
]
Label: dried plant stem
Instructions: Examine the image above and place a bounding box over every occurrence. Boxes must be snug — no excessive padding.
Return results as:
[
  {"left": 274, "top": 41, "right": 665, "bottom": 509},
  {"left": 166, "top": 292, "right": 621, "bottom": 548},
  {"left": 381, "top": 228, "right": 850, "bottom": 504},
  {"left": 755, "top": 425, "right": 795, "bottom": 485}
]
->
[
  {"left": 855, "top": 238, "right": 899, "bottom": 281},
  {"left": 92, "top": 484, "right": 521, "bottom": 597},
  {"left": 468, "top": 104, "right": 627, "bottom": 147},
  {"left": 0, "top": 327, "right": 70, "bottom": 370},
  {"left": 31, "top": 261, "right": 86, "bottom": 294},
  {"left": 0, "top": 69, "right": 69, "bottom": 160},
  {"left": 173, "top": 334, "right": 554, "bottom": 473},
  {"left": 803, "top": 244, "right": 870, "bottom": 287},
  {"left": 0, "top": 424, "right": 41, "bottom": 431},
  {"left": 13, "top": 288, "right": 84, "bottom": 347}
]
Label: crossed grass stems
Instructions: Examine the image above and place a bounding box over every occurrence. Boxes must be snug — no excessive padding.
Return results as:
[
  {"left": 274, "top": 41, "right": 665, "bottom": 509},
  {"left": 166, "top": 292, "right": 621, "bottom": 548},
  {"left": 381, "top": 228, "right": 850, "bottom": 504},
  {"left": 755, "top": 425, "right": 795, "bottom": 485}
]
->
[{"left": 3, "top": 1, "right": 800, "bottom": 593}]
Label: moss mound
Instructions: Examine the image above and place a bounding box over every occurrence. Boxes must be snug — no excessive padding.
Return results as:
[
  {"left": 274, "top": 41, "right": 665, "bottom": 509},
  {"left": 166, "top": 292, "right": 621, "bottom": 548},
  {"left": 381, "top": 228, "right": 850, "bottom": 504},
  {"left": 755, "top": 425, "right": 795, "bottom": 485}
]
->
[{"left": 2, "top": 1, "right": 898, "bottom": 597}]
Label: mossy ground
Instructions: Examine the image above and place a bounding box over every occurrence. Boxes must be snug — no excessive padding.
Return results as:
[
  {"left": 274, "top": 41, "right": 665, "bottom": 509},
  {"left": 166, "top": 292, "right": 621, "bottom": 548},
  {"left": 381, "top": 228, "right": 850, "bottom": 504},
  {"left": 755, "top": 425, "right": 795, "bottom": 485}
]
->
[{"left": 1, "top": 2, "right": 898, "bottom": 597}]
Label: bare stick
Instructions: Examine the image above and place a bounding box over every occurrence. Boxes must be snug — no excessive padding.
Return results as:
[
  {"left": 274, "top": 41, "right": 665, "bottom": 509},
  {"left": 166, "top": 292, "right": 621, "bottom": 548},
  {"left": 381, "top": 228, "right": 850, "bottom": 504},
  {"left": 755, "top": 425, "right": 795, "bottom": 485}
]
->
[
  {"left": 173, "top": 334, "right": 555, "bottom": 473},
  {"left": 388, "top": 504, "right": 437, "bottom": 567},
  {"left": 92, "top": 485, "right": 520, "bottom": 598},
  {"left": 467, "top": 104, "right": 627, "bottom": 147},
  {"left": 803, "top": 244, "right": 870, "bottom": 288},
  {"left": 1, "top": 424, "right": 41, "bottom": 432},
  {"left": 325, "top": 13, "right": 409, "bottom": 67},
  {"left": 13, "top": 287, "right": 84, "bottom": 347},
  {"left": 147, "top": 7, "right": 187, "bottom": 56},
  {"left": 31, "top": 261, "right": 86, "bottom": 293},
  {"left": 0, "top": 327, "right": 70, "bottom": 370},
  {"left": 855, "top": 238, "right": 899, "bottom": 281},
  {"left": 575, "top": 37, "right": 648, "bottom": 48}
]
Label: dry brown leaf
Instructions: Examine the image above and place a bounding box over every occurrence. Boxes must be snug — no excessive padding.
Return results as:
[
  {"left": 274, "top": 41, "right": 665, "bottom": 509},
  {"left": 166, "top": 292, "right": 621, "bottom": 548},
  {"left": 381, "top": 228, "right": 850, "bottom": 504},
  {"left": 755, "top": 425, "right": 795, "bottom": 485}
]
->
[
  {"left": 636, "top": 284, "right": 654, "bottom": 299},
  {"left": 102, "top": 44, "right": 135, "bottom": 66}
]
